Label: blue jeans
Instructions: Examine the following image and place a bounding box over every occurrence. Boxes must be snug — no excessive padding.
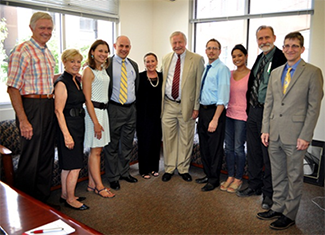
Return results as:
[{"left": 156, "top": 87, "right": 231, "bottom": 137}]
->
[{"left": 224, "top": 117, "right": 246, "bottom": 180}]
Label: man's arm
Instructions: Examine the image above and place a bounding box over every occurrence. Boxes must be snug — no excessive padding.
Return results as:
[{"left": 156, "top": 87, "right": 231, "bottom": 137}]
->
[
  {"left": 192, "top": 55, "right": 205, "bottom": 118},
  {"left": 7, "top": 87, "right": 33, "bottom": 139},
  {"left": 208, "top": 105, "right": 224, "bottom": 132}
]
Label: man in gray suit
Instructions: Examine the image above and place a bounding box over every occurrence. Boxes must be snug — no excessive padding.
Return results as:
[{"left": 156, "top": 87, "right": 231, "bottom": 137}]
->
[
  {"left": 161, "top": 31, "right": 205, "bottom": 182},
  {"left": 104, "top": 35, "right": 139, "bottom": 190},
  {"left": 256, "top": 32, "right": 323, "bottom": 230}
]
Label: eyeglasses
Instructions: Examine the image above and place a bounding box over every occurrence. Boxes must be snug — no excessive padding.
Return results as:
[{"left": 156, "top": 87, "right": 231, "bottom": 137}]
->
[
  {"left": 282, "top": 44, "right": 300, "bottom": 50},
  {"left": 206, "top": 47, "right": 219, "bottom": 51}
]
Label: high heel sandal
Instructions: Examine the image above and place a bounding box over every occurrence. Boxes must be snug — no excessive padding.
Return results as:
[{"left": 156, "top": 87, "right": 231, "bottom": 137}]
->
[
  {"left": 86, "top": 185, "right": 95, "bottom": 192},
  {"left": 227, "top": 181, "right": 243, "bottom": 193},
  {"left": 94, "top": 187, "right": 115, "bottom": 198},
  {"left": 220, "top": 179, "right": 234, "bottom": 191}
]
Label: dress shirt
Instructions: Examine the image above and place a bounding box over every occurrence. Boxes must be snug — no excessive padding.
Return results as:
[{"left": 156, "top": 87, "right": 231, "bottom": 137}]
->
[
  {"left": 6, "top": 38, "right": 55, "bottom": 95},
  {"left": 253, "top": 46, "right": 276, "bottom": 104},
  {"left": 111, "top": 55, "right": 136, "bottom": 104},
  {"left": 165, "top": 51, "right": 186, "bottom": 101},
  {"left": 200, "top": 58, "right": 230, "bottom": 107},
  {"left": 281, "top": 59, "right": 301, "bottom": 86}
]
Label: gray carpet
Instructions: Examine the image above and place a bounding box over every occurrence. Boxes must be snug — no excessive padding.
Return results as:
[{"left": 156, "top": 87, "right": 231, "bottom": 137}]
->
[{"left": 48, "top": 159, "right": 325, "bottom": 235}]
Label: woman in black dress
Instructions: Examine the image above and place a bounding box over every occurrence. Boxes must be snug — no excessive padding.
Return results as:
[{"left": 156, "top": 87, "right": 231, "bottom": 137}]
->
[
  {"left": 136, "top": 52, "right": 162, "bottom": 179},
  {"left": 54, "top": 49, "right": 89, "bottom": 210}
]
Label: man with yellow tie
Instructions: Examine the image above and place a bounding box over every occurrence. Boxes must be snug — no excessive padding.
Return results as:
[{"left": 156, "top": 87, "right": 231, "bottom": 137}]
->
[
  {"left": 257, "top": 32, "right": 323, "bottom": 230},
  {"left": 104, "top": 35, "right": 139, "bottom": 190}
]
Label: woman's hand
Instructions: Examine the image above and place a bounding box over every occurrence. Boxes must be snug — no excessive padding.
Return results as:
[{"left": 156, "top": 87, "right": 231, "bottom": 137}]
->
[
  {"left": 94, "top": 123, "right": 104, "bottom": 140},
  {"left": 64, "top": 134, "right": 75, "bottom": 149}
]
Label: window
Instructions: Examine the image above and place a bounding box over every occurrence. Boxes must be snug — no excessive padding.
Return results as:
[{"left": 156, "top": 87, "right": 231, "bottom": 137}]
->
[
  {"left": 0, "top": 4, "right": 115, "bottom": 104},
  {"left": 193, "top": 0, "right": 313, "bottom": 69}
]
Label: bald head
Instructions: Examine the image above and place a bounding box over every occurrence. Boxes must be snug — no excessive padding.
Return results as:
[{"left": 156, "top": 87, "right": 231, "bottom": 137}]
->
[{"left": 114, "top": 35, "right": 131, "bottom": 59}]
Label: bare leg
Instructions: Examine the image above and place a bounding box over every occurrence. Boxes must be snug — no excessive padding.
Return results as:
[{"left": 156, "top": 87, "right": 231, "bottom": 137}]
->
[
  {"left": 65, "top": 169, "right": 83, "bottom": 207},
  {"left": 88, "top": 147, "right": 115, "bottom": 198},
  {"left": 61, "top": 170, "right": 69, "bottom": 199}
]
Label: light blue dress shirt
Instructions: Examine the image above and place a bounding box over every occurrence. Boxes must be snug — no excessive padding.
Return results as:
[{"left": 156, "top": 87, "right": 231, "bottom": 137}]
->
[
  {"left": 200, "top": 58, "right": 230, "bottom": 107},
  {"left": 281, "top": 59, "right": 301, "bottom": 86}
]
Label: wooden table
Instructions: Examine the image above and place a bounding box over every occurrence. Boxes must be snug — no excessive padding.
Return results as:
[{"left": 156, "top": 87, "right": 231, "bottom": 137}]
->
[{"left": 0, "top": 181, "right": 101, "bottom": 234}]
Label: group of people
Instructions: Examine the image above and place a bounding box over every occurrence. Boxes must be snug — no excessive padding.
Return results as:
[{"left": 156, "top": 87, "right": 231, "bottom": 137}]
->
[{"left": 6, "top": 11, "right": 323, "bottom": 231}]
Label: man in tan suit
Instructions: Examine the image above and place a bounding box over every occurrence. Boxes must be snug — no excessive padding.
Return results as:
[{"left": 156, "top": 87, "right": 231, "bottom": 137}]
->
[
  {"left": 161, "top": 31, "right": 205, "bottom": 182},
  {"left": 257, "top": 32, "right": 323, "bottom": 230}
]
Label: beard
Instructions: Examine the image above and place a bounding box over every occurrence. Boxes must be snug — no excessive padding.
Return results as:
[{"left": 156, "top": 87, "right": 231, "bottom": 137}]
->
[{"left": 259, "top": 43, "right": 274, "bottom": 52}]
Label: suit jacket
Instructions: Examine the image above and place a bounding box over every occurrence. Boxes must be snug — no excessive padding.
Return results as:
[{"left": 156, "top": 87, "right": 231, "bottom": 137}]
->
[
  {"left": 106, "top": 55, "right": 140, "bottom": 99},
  {"left": 161, "top": 49, "right": 205, "bottom": 121},
  {"left": 262, "top": 59, "right": 324, "bottom": 145},
  {"left": 246, "top": 46, "right": 287, "bottom": 113}
]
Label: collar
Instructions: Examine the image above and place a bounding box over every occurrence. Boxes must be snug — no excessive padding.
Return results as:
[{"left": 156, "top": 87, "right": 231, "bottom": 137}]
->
[{"left": 30, "top": 37, "right": 47, "bottom": 50}]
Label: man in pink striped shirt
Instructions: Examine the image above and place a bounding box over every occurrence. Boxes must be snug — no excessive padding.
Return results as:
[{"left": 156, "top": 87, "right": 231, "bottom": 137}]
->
[{"left": 6, "top": 12, "right": 57, "bottom": 206}]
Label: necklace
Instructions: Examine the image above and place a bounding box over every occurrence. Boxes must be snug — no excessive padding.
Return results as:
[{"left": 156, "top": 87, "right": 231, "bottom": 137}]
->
[{"left": 147, "top": 73, "right": 159, "bottom": 87}]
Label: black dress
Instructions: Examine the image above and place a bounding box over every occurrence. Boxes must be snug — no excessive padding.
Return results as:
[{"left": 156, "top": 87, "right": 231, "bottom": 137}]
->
[
  {"left": 136, "top": 71, "right": 162, "bottom": 175},
  {"left": 55, "top": 71, "right": 85, "bottom": 170}
]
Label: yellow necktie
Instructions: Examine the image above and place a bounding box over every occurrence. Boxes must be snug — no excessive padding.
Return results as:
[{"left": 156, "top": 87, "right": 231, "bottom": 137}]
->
[
  {"left": 119, "top": 59, "right": 127, "bottom": 104},
  {"left": 283, "top": 67, "right": 292, "bottom": 94}
]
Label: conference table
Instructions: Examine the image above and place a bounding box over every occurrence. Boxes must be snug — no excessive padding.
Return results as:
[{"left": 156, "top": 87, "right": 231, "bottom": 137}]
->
[{"left": 0, "top": 181, "right": 101, "bottom": 235}]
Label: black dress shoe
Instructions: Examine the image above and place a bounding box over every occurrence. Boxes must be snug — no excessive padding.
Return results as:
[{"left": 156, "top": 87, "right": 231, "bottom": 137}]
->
[
  {"left": 256, "top": 209, "right": 283, "bottom": 220},
  {"left": 270, "top": 215, "right": 295, "bottom": 230},
  {"left": 262, "top": 196, "right": 273, "bottom": 210},
  {"left": 59, "top": 196, "right": 86, "bottom": 203},
  {"left": 201, "top": 183, "right": 216, "bottom": 192},
  {"left": 64, "top": 201, "right": 89, "bottom": 210},
  {"left": 236, "top": 187, "right": 262, "bottom": 197},
  {"left": 110, "top": 181, "right": 120, "bottom": 190},
  {"left": 120, "top": 175, "right": 138, "bottom": 183},
  {"left": 179, "top": 173, "right": 192, "bottom": 182},
  {"left": 162, "top": 173, "right": 173, "bottom": 182},
  {"left": 195, "top": 177, "right": 208, "bottom": 184}
]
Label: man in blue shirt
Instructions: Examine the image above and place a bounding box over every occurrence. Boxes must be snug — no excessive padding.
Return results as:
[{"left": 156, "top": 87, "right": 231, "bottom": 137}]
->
[{"left": 196, "top": 38, "right": 230, "bottom": 191}]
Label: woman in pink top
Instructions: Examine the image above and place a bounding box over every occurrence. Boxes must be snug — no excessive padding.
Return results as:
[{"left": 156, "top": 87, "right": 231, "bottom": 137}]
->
[{"left": 220, "top": 44, "right": 250, "bottom": 193}]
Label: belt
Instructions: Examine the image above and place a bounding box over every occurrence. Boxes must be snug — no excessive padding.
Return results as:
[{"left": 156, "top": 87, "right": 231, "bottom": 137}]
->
[
  {"left": 200, "top": 104, "right": 216, "bottom": 109},
  {"left": 110, "top": 100, "right": 135, "bottom": 107},
  {"left": 165, "top": 95, "right": 181, "bottom": 103},
  {"left": 22, "top": 94, "right": 54, "bottom": 99},
  {"left": 63, "top": 108, "right": 85, "bottom": 117},
  {"left": 92, "top": 101, "right": 109, "bottom": 110}
]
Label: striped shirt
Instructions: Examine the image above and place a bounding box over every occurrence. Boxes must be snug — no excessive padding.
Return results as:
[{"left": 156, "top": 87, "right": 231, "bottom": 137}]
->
[{"left": 6, "top": 38, "right": 56, "bottom": 95}]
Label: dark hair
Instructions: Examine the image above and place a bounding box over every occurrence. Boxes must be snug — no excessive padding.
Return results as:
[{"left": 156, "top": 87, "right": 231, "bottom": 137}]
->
[
  {"left": 143, "top": 52, "right": 158, "bottom": 62},
  {"left": 87, "top": 39, "right": 110, "bottom": 69},
  {"left": 284, "top": 31, "right": 304, "bottom": 47},
  {"left": 231, "top": 44, "right": 248, "bottom": 56},
  {"left": 256, "top": 25, "right": 275, "bottom": 36},
  {"left": 206, "top": 38, "right": 221, "bottom": 49}
]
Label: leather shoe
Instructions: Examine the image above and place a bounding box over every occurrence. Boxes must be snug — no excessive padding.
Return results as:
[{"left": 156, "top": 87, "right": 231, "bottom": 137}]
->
[
  {"left": 110, "top": 181, "right": 120, "bottom": 190},
  {"left": 262, "top": 196, "right": 273, "bottom": 210},
  {"left": 236, "top": 187, "right": 262, "bottom": 197},
  {"left": 270, "top": 215, "right": 295, "bottom": 230},
  {"left": 195, "top": 177, "right": 208, "bottom": 184},
  {"left": 59, "top": 196, "right": 86, "bottom": 203},
  {"left": 64, "top": 201, "right": 89, "bottom": 210},
  {"left": 257, "top": 209, "right": 283, "bottom": 220},
  {"left": 201, "top": 183, "right": 216, "bottom": 192},
  {"left": 179, "top": 173, "right": 192, "bottom": 182},
  {"left": 162, "top": 173, "right": 173, "bottom": 182},
  {"left": 120, "top": 175, "right": 138, "bottom": 183}
]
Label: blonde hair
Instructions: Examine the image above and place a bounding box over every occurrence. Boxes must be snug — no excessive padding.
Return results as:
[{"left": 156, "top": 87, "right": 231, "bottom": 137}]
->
[
  {"left": 170, "top": 31, "right": 187, "bottom": 44},
  {"left": 61, "top": 49, "right": 83, "bottom": 63},
  {"left": 30, "top": 12, "right": 53, "bottom": 30}
]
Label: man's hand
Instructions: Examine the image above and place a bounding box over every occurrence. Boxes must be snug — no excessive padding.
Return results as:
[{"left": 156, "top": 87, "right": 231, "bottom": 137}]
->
[
  {"left": 208, "top": 119, "right": 218, "bottom": 132},
  {"left": 19, "top": 120, "right": 33, "bottom": 140},
  {"left": 297, "top": 138, "right": 309, "bottom": 150},
  {"left": 261, "top": 133, "right": 269, "bottom": 147},
  {"left": 192, "top": 110, "right": 199, "bottom": 120}
]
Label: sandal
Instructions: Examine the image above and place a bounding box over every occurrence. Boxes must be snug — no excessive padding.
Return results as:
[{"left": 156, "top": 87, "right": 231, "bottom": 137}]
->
[
  {"left": 227, "top": 181, "right": 243, "bottom": 193},
  {"left": 86, "top": 185, "right": 95, "bottom": 192},
  {"left": 142, "top": 174, "right": 151, "bottom": 179},
  {"left": 220, "top": 178, "right": 234, "bottom": 191},
  {"left": 95, "top": 187, "right": 115, "bottom": 198},
  {"left": 151, "top": 171, "right": 159, "bottom": 177}
]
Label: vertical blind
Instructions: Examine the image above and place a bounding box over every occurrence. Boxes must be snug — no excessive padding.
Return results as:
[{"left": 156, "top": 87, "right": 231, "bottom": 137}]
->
[{"left": 1, "top": 0, "right": 119, "bottom": 22}]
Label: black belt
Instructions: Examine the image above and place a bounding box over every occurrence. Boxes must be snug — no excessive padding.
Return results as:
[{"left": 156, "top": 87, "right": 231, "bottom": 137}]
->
[
  {"left": 165, "top": 95, "right": 181, "bottom": 103},
  {"left": 92, "top": 101, "right": 109, "bottom": 110},
  {"left": 110, "top": 100, "right": 135, "bottom": 107},
  {"left": 63, "top": 108, "right": 85, "bottom": 117},
  {"left": 200, "top": 104, "right": 216, "bottom": 109}
]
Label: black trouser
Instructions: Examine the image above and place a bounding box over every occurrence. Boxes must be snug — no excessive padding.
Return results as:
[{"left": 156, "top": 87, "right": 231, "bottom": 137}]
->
[
  {"left": 246, "top": 105, "right": 273, "bottom": 198},
  {"left": 198, "top": 106, "right": 226, "bottom": 187},
  {"left": 15, "top": 97, "right": 56, "bottom": 202}
]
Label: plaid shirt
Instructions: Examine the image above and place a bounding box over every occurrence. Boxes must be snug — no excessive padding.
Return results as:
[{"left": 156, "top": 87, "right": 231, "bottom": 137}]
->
[{"left": 6, "top": 38, "right": 56, "bottom": 95}]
